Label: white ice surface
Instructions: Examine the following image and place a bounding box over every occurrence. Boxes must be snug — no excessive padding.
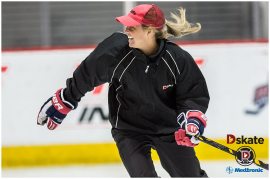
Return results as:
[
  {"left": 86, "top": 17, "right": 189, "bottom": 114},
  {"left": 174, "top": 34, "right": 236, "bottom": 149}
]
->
[{"left": 2, "top": 160, "right": 268, "bottom": 178}]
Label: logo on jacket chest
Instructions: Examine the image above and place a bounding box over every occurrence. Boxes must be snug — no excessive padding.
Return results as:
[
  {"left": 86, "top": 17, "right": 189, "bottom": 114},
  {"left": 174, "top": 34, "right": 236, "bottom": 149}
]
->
[{"left": 163, "top": 84, "right": 174, "bottom": 90}]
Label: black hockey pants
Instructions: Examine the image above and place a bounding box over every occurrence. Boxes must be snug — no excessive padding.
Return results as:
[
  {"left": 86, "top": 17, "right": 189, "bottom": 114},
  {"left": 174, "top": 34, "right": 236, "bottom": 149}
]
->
[{"left": 112, "top": 128, "right": 208, "bottom": 177}]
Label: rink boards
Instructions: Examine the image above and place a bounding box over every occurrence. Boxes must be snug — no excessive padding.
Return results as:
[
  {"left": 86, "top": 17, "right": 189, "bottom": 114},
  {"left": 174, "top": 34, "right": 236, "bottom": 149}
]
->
[{"left": 2, "top": 41, "right": 268, "bottom": 167}]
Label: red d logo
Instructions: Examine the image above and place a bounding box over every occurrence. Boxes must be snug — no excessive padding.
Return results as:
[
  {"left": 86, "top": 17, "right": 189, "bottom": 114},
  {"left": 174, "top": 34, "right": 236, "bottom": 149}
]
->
[
  {"left": 242, "top": 151, "right": 250, "bottom": 159},
  {"left": 227, "top": 134, "right": 236, "bottom": 144}
]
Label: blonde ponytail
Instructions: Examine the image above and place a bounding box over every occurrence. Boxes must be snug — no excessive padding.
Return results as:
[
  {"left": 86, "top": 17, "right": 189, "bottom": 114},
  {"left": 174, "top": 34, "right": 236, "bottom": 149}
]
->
[
  {"left": 163, "top": 8, "right": 201, "bottom": 39},
  {"left": 142, "top": 7, "right": 201, "bottom": 39}
]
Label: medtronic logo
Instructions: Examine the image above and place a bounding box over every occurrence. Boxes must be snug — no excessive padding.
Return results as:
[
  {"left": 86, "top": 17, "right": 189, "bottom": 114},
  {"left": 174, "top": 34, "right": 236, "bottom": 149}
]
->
[
  {"left": 235, "top": 168, "right": 263, "bottom": 172},
  {"left": 226, "top": 166, "right": 263, "bottom": 174},
  {"left": 226, "top": 166, "right": 233, "bottom": 174}
]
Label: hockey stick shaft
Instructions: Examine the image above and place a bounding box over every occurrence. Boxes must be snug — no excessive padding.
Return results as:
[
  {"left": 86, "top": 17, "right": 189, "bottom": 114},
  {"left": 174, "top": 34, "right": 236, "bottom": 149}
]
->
[{"left": 196, "top": 136, "right": 269, "bottom": 170}]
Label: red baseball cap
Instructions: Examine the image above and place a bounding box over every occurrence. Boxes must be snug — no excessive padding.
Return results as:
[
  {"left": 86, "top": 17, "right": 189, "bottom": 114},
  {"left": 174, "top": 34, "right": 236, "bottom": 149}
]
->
[{"left": 115, "top": 4, "right": 166, "bottom": 31}]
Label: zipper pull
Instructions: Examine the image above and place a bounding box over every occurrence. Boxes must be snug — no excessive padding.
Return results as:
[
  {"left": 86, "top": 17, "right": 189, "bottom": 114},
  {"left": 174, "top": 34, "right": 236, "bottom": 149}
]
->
[{"left": 145, "top": 65, "right": 149, "bottom": 73}]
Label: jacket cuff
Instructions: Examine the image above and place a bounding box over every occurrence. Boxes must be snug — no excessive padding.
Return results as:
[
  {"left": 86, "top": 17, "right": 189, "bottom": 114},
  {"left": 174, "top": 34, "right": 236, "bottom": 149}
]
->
[{"left": 63, "top": 88, "right": 79, "bottom": 109}]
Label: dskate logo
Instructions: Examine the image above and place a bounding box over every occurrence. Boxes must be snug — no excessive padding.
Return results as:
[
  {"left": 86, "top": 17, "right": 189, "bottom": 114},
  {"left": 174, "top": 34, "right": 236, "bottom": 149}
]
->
[
  {"left": 246, "top": 83, "right": 268, "bottom": 114},
  {"left": 235, "top": 146, "right": 256, "bottom": 166},
  {"left": 163, "top": 84, "right": 173, "bottom": 90},
  {"left": 227, "top": 134, "right": 264, "bottom": 144},
  {"left": 52, "top": 94, "right": 63, "bottom": 110}
]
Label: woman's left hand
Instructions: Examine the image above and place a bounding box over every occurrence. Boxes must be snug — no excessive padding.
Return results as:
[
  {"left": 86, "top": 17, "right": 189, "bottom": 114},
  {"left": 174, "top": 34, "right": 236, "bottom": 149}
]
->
[{"left": 174, "top": 111, "right": 207, "bottom": 147}]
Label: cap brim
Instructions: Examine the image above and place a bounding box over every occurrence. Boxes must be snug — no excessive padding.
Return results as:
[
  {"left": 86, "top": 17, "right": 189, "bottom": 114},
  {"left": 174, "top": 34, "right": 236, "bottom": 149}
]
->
[{"left": 115, "top": 15, "right": 142, "bottom": 27}]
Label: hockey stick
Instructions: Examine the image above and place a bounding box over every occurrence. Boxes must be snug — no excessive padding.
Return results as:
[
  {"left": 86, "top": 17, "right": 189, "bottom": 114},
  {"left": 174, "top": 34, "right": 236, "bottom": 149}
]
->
[{"left": 196, "top": 135, "right": 269, "bottom": 170}]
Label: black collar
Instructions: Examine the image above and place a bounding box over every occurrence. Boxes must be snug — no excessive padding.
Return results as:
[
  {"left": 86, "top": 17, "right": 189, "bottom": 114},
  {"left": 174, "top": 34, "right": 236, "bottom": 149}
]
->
[{"left": 132, "top": 39, "right": 167, "bottom": 64}]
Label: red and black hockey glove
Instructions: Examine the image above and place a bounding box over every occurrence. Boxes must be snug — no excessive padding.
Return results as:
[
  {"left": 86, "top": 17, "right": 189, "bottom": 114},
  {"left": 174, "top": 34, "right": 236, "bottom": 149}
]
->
[
  {"left": 37, "top": 88, "right": 77, "bottom": 130},
  {"left": 175, "top": 110, "right": 207, "bottom": 147}
]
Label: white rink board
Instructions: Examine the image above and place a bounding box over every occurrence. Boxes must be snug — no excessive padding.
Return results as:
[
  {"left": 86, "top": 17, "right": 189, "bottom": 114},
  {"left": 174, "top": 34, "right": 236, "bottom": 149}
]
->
[{"left": 1, "top": 42, "right": 268, "bottom": 147}]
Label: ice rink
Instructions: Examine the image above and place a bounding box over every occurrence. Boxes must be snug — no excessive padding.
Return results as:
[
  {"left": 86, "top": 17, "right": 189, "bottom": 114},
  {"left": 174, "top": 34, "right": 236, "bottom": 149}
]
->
[
  {"left": 2, "top": 2, "right": 268, "bottom": 179},
  {"left": 2, "top": 160, "right": 268, "bottom": 178}
]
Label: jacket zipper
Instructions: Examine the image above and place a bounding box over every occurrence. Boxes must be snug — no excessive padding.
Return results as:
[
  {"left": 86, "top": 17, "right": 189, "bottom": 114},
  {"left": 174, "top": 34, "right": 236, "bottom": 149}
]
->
[
  {"left": 146, "top": 64, "right": 155, "bottom": 111},
  {"left": 145, "top": 65, "right": 149, "bottom": 73}
]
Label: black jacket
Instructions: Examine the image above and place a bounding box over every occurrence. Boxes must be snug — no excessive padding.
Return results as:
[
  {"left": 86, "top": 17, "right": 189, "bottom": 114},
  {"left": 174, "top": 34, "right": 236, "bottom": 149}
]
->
[{"left": 64, "top": 32, "right": 210, "bottom": 134}]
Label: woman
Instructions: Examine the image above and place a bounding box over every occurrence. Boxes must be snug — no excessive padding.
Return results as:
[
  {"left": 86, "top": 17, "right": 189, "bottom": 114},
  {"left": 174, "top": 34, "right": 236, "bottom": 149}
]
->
[{"left": 37, "top": 4, "right": 210, "bottom": 177}]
